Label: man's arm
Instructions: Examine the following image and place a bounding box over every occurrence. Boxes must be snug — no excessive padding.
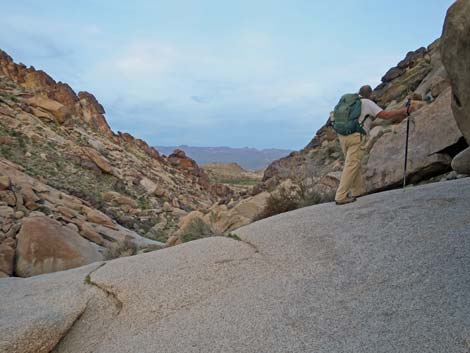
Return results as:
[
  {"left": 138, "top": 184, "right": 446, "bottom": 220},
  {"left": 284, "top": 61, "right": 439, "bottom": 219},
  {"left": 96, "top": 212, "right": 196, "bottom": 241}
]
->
[{"left": 376, "top": 107, "right": 408, "bottom": 121}]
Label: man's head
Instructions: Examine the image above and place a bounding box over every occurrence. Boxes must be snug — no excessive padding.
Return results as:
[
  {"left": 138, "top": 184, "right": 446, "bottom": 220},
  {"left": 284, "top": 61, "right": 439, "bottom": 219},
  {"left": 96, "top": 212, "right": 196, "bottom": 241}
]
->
[{"left": 359, "top": 85, "right": 373, "bottom": 99}]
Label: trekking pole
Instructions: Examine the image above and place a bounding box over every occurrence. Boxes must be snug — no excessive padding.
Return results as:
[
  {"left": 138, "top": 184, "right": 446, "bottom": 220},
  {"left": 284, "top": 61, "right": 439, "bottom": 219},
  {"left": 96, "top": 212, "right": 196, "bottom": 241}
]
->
[{"left": 403, "top": 99, "right": 412, "bottom": 188}]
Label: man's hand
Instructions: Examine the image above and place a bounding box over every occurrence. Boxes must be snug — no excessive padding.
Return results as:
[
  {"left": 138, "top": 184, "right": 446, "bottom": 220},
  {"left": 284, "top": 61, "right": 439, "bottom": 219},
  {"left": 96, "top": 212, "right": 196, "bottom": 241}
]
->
[{"left": 407, "top": 101, "right": 423, "bottom": 114}]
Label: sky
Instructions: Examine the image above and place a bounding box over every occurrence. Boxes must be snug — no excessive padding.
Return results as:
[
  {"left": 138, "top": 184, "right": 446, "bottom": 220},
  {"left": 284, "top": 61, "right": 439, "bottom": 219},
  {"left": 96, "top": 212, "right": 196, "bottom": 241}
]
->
[{"left": 0, "top": 0, "right": 454, "bottom": 150}]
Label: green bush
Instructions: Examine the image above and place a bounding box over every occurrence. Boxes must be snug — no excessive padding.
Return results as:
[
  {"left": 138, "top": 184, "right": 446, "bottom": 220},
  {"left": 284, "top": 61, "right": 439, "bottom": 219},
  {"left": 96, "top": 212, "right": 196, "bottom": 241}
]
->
[
  {"left": 297, "top": 192, "right": 321, "bottom": 208},
  {"left": 180, "top": 218, "right": 215, "bottom": 243},
  {"left": 256, "top": 187, "right": 299, "bottom": 220},
  {"left": 225, "top": 232, "right": 242, "bottom": 241},
  {"left": 256, "top": 184, "right": 323, "bottom": 220}
]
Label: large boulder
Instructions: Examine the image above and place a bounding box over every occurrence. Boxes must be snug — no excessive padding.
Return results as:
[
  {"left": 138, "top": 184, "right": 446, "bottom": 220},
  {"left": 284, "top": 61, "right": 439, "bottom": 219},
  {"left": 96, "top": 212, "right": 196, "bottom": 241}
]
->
[
  {"left": 24, "top": 96, "right": 71, "bottom": 124},
  {"left": 167, "top": 211, "right": 214, "bottom": 246},
  {"left": 452, "top": 148, "right": 470, "bottom": 175},
  {"left": 81, "top": 147, "right": 113, "bottom": 174},
  {"left": 441, "top": 0, "right": 470, "bottom": 174},
  {"left": 83, "top": 207, "right": 116, "bottom": 229},
  {"left": 365, "top": 89, "right": 462, "bottom": 191},
  {"left": 15, "top": 216, "right": 103, "bottom": 277},
  {"left": 204, "top": 191, "right": 270, "bottom": 233},
  {"left": 0, "top": 242, "right": 15, "bottom": 276}
]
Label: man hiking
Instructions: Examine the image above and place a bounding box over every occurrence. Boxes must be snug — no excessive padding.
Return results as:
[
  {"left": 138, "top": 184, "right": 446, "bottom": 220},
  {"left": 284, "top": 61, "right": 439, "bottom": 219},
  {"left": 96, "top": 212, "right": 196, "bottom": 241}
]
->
[{"left": 333, "top": 85, "right": 412, "bottom": 205}]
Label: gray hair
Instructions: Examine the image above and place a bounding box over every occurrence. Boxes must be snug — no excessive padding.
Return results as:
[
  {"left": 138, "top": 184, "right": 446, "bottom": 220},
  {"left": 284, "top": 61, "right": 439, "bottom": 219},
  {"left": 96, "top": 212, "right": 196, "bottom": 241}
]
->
[{"left": 359, "top": 85, "right": 373, "bottom": 98}]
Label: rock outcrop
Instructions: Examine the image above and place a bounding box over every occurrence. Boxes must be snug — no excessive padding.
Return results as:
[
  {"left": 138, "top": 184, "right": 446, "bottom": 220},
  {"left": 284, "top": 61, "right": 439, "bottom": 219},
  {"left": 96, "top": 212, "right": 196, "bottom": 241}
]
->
[
  {"left": 441, "top": 0, "right": 470, "bottom": 175},
  {"left": 168, "top": 149, "right": 210, "bottom": 189},
  {"left": 1, "top": 178, "right": 469, "bottom": 352}
]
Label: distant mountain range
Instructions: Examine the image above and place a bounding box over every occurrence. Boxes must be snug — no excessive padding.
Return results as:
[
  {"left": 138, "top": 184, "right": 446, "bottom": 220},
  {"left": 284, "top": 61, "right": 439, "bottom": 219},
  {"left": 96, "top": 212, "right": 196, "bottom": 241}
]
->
[{"left": 155, "top": 145, "right": 293, "bottom": 171}]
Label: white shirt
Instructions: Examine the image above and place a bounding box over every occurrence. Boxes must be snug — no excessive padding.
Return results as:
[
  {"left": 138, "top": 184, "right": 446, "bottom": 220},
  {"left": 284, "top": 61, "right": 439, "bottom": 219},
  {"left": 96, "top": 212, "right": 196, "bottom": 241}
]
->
[{"left": 360, "top": 98, "right": 383, "bottom": 134}]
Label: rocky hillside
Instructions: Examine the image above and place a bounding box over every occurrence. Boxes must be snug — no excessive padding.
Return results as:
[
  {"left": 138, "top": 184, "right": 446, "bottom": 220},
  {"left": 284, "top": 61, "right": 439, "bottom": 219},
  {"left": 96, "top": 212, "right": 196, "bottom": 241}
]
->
[
  {"left": 0, "top": 50, "right": 240, "bottom": 277},
  {"left": 259, "top": 38, "right": 468, "bottom": 201}
]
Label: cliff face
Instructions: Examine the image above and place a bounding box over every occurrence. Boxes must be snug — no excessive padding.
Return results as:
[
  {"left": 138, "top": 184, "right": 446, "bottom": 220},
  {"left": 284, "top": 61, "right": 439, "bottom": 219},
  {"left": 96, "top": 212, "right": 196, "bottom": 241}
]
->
[
  {"left": 0, "top": 49, "right": 235, "bottom": 277},
  {"left": 260, "top": 39, "right": 468, "bottom": 201}
]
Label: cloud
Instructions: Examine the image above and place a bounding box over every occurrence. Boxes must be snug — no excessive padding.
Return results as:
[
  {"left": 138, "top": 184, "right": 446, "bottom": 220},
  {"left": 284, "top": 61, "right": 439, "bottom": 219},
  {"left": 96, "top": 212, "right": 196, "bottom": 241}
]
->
[
  {"left": 0, "top": 6, "right": 421, "bottom": 149},
  {"left": 0, "top": 14, "right": 105, "bottom": 87},
  {"left": 2, "top": 19, "right": 71, "bottom": 59},
  {"left": 191, "top": 96, "right": 207, "bottom": 104},
  {"left": 110, "top": 40, "right": 178, "bottom": 78}
]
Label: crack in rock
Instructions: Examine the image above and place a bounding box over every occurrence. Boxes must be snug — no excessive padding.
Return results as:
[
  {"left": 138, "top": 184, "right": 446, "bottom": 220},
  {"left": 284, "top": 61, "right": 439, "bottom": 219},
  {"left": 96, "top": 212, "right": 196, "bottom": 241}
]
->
[
  {"left": 240, "top": 238, "right": 261, "bottom": 254},
  {"left": 47, "top": 264, "right": 123, "bottom": 353},
  {"left": 84, "top": 263, "right": 123, "bottom": 313},
  {"left": 48, "top": 303, "right": 88, "bottom": 353},
  {"left": 214, "top": 256, "right": 252, "bottom": 265}
]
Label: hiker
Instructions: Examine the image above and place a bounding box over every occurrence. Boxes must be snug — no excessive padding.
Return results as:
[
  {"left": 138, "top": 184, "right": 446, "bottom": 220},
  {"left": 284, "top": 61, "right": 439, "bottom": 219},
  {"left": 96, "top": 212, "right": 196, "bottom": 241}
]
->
[{"left": 333, "top": 85, "right": 413, "bottom": 205}]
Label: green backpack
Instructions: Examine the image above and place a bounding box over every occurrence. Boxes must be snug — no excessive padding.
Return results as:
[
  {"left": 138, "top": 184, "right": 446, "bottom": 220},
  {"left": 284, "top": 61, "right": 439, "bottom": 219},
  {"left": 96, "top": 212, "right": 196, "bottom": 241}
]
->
[{"left": 332, "top": 93, "right": 366, "bottom": 136}]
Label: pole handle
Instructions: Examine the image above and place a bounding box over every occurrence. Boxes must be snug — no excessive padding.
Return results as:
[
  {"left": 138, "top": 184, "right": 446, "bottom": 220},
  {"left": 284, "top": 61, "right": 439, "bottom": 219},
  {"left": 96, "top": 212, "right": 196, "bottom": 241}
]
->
[{"left": 406, "top": 98, "right": 411, "bottom": 116}]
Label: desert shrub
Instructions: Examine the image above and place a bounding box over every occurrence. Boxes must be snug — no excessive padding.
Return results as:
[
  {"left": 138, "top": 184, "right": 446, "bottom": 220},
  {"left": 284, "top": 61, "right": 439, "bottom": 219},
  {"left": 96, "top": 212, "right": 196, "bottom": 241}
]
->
[
  {"left": 225, "top": 232, "right": 241, "bottom": 241},
  {"left": 256, "top": 187, "right": 299, "bottom": 220},
  {"left": 256, "top": 182, "right": 323, "bottom": 220},
  {"left": 180, "top": 218, "right": 215, "bottom": 243},
  {"left": 297, "top": 192, "right": 321, "bottom": 208}
]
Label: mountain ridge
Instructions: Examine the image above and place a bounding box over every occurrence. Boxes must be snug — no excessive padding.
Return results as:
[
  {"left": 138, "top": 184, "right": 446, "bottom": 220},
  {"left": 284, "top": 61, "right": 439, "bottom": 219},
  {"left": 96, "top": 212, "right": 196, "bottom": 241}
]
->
[{"left": 155, "top": 145, "right": 293, "bottom": 171}]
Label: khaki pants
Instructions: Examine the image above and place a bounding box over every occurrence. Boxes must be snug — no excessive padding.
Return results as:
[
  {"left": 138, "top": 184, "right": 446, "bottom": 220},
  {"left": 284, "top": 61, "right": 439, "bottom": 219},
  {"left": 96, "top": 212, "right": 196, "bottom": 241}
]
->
[{"left": 335, "top": 133, "right": 366, "bottom": 202}]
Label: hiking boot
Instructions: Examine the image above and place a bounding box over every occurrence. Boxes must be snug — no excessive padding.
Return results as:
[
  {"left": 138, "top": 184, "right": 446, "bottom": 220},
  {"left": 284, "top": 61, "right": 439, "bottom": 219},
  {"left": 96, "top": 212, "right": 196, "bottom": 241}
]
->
[
  {"left": 348, "top": 192, "right": 364, "bottom": 199},
  {"left": 335, "top": 197, "right": 357, "bottom": 205}
]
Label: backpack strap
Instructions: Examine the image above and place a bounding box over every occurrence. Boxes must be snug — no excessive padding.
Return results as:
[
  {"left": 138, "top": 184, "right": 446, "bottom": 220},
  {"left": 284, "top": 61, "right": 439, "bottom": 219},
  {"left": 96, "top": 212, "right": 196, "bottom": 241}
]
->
[{"left": 359, "top": 114, "right": 371, "bottom": 127}]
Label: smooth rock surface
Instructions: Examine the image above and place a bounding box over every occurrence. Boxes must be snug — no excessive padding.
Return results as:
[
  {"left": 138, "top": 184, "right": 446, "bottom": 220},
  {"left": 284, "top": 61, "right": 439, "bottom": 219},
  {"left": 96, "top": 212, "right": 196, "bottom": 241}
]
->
[
  {"left": 0, "top": 263, "right": 101, "bottom": 353},
  {"left": 1, "top": 178, "right": 469, "bottom": 352}
]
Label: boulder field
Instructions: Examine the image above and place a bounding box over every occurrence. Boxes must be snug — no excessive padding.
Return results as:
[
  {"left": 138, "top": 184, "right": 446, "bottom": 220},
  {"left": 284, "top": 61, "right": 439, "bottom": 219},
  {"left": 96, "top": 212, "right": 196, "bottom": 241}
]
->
[
  {"left": 1, "top": 177, "right": 469, "bottom": 352},
  {"left": 0, "top": 158, "right": 163, "bottom": 278}
]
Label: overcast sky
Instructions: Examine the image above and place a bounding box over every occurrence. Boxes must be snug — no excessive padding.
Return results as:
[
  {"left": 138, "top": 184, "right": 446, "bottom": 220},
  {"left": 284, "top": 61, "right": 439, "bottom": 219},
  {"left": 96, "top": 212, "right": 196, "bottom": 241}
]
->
[{"left": 1, "top": 0, "right": 453, "bottom": 149}]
